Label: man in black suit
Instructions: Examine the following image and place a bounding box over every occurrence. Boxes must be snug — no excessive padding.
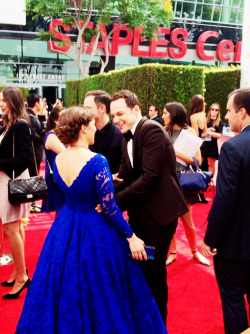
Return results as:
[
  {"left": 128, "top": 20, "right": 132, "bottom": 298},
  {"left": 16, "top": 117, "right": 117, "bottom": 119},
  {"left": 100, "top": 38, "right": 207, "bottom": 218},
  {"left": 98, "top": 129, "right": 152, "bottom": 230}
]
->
[
  {"left": 202, "top": 88, "right": 250, "bottom": 334},
  {"left": 26, "top": 93, "right": 45, "bottom": 176},
  {"left": 110, "top": 90, "right": 188, "bottom": 323},
  {"left": 84, "top": 90, "right": 123, "bottom": 174},
  {"left": 148, "top": 104, "right": 162, "bottom": 124}
]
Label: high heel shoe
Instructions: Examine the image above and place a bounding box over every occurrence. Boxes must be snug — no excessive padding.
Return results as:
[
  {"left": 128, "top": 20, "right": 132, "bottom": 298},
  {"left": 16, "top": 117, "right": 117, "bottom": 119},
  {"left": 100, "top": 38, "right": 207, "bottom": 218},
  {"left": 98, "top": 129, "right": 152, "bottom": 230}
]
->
[
  {"left": 2, "top": 278, "right": 31, "bottom": 300},
  {"left": 192, "top": 250, "right": 210, "bottom": 266},
  {"left": 165, "top": 252, "right": 177, "bottom": 266},
  {"left": 1, "top": 269, "right": 28, "bottom": 287}
]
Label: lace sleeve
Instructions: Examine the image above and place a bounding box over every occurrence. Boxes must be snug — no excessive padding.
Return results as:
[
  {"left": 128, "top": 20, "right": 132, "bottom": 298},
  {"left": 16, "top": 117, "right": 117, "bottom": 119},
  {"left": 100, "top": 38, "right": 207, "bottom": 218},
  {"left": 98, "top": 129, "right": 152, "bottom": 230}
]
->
[{"left": 95, "top": 155, "right": 133, "bottom": 239}]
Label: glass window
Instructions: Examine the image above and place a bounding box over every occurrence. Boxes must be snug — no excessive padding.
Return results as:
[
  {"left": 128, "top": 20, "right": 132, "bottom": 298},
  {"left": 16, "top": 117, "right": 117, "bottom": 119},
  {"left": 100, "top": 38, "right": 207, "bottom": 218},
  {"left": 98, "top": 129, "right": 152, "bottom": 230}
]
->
[
  {"left": 0, "top": 39, "right": 22, "bottom": 59},
  {"left": 172, "top": 0, "right": 244, "bottom": 24}
]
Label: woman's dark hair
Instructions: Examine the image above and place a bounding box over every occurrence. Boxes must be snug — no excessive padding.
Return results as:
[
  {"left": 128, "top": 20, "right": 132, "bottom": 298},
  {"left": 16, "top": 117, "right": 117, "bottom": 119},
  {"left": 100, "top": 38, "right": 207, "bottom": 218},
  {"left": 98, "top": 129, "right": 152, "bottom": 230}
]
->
[
  {"left": 2, "top": 87, "right": 29, "bottom": 127},
  {"left": 164, "top": 102, "right": 188, "bottom": 135},
  {"left": 46, "top": 106, "right": 64, "bottom": 132},
  {"left": 189, "top": 94, "right": 205, "bottom": 116},
  {"left": 55, "top": 106, "right": 94, "bottom": 145}
]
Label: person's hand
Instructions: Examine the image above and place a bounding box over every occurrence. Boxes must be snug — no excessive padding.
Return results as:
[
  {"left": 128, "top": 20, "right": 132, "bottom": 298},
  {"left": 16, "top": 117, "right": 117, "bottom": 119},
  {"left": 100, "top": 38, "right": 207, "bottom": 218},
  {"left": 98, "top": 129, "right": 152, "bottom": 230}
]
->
[
  {"left": 209, "top": 127, "right": 216, "bottom": 132},
  {"left": 127, "top": 234, "right": 147, "bottom": 261},
  {"left": 112, "top": 173, "right": 123, "bottom": 182},
  {"left": 95, "top": 204, "right": 102, "bottom": 213},
  {"left": 202, "top": 242, "right": 217, "bottom": 257}
]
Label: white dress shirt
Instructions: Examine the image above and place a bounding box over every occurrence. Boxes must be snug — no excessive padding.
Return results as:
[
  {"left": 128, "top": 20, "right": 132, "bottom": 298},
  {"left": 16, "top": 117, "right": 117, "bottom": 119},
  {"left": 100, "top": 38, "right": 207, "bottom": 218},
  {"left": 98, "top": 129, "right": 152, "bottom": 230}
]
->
[{"left": 127, "top": 116, "right": 142, "bottom": 167}]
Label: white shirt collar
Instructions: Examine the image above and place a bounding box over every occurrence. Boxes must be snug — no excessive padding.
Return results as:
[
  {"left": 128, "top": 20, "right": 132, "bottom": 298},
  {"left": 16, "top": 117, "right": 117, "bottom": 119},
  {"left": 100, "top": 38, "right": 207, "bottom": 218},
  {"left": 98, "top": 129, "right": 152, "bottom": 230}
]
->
[
  {"left": 241, "top": 124, "right": 250, "bottom": 132},
  {"left": 131, "top": 116, "right": 142, "bottom": 135}
]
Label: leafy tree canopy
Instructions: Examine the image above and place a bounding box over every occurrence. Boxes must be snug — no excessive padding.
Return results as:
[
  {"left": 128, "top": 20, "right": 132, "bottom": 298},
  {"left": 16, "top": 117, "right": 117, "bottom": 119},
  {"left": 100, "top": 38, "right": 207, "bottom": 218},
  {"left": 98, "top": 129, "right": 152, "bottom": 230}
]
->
[{"left": 26, "top": 0, "right": 174, "bottom": 77}]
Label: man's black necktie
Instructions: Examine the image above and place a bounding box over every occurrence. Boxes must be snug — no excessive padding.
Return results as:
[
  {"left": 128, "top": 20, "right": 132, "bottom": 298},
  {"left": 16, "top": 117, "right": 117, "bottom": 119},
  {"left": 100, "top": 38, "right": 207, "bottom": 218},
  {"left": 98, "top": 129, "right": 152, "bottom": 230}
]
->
[{"left": 123, "top": 130, "right": 134, "bottom": 141}]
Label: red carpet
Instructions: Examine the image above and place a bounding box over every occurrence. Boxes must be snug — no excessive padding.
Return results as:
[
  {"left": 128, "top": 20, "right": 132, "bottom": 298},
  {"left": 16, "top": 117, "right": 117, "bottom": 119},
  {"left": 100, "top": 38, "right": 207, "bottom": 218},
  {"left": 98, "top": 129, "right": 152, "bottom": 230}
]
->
[{"left": 0, "top": 177, "right": 224, "bottom": 333}]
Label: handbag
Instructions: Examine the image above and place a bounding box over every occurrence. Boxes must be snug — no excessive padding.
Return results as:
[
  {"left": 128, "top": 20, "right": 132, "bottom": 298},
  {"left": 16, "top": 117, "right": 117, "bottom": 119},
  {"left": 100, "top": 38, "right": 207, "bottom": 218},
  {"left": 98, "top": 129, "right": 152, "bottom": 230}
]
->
[
  {"left": 8, "top": 123, "right": 48, "bottom": 205},
  {"left": 178, "top": 158, "right": 213, "bottom": 192},
  {"left": 46, "top": 158, "right": 57, "bottom": 185}
]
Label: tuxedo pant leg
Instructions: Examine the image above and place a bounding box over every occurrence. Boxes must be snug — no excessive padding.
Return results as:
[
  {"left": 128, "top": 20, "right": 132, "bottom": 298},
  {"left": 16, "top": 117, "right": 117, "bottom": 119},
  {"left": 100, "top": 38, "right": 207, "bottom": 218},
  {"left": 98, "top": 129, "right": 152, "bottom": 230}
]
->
[
  {"left": 129, "top": 211, "right": 177, "bottom": 324},
  {"left": 213, "top": 256, "right": 250, "bottom": 334},
  {"left": 246, "top": 261, "right": 250, "bottom": 320}
]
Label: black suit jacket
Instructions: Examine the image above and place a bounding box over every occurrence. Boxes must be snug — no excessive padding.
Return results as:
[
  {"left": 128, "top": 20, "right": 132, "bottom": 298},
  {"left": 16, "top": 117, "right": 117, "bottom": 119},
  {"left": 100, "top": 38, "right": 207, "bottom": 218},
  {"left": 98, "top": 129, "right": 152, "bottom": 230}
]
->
[
  {"left": 204, "top": 125, "right": 250, "bottom": 259},
  {"left": 27, "top": 109, "right": 45, "bottom": 175},
  {"left": 150, "top": 115, "right": 162, "bottom": 125},
  {"left": 0, "top": 120, "right": 33, "bottom": 179},
  {"left": 90, "top": 121, "right": 123, "bottom": 174},
  {"left": 115, "top": 117, "right": 188, "bottom": 225}
]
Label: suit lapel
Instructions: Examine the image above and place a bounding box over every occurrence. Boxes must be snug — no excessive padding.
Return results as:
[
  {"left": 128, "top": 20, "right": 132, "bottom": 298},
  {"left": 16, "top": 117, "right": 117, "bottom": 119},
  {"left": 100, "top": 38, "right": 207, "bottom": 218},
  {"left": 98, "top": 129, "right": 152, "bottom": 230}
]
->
[
  {"left": 122, "top": 139, "right": 133, "bottom": 173},
  {"left": 133, "top": 117, "right": 148, "bottom": 164}
]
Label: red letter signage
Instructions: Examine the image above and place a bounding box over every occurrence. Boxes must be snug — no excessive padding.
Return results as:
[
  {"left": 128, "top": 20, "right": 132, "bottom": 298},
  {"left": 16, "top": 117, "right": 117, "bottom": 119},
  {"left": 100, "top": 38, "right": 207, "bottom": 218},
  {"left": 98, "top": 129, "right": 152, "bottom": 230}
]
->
[
  {"left": 132, "top": 26, "right": 149, "bottom": 57},
  {"left": 149, "top": 27, "right": 170, "bottom": 58},
  {"left": 47, "top": 19, "right": 241, "bottom": 64},
  {"left": 168, "top": 28, "right": 188, "bottom": 59},
  {"left": 112, "top": 24, "right": 133, "bottom": 55},
  {"left": 72, "top": 21, "right": 94, "bottom": 53},
  {"left": 87, "top": 24, "right": 111, "bottom": 54},
  {"left": 234, "top": 41, "right": 242, "bottom": 62},
  {"left": 48, "top": 19, "right": 71, "bottom": 53},
  {"left": 196, "top": 31, "right": 219, "bottom": 61},
  {"left": 216, "top": 39, "right": 234, "bottom": 62}
]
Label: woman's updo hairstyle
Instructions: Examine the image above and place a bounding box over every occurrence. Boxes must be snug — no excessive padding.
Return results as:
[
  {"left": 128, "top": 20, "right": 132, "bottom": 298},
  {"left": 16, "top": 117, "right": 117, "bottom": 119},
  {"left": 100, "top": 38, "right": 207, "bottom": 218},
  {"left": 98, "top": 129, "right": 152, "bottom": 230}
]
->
[{"left": 55, "top": 106, "right": 94, "bottom": 145}]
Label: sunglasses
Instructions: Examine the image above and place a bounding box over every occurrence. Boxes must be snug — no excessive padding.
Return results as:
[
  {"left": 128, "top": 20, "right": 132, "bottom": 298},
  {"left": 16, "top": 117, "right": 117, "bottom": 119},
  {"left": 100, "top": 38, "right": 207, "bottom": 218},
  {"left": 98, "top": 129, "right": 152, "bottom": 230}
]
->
[{"left": 211, "top": 108, "right": 219, "bottom": 111}]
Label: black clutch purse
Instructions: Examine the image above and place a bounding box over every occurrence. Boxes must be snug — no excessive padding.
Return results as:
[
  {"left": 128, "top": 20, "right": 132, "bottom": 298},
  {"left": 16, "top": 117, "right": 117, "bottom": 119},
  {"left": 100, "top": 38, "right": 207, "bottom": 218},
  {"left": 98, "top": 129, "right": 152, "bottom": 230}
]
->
[
  {"left": 128, "top": 245, "right": 155, "bottom": 260},
  {"left": 8, "top": 123, "right": 48, "bottom": 205}
]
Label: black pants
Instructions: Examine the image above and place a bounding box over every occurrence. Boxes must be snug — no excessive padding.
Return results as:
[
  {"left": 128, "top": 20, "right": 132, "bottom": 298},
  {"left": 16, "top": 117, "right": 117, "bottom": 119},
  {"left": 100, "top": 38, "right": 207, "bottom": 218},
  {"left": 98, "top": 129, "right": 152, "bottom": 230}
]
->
[
  {"left": 214, "top": 255, "right": 250, "bottom": 334},
  {"left": 129, "top": 209, "right": 177, "bottom": 324}
]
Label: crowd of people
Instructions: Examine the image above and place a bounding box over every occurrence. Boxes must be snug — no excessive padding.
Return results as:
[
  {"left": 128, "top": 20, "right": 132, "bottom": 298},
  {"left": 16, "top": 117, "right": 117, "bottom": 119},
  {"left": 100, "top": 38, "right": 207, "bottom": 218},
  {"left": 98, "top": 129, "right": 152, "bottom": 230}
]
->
[{"left": 0, "top": 86, "right": 249, "bottom": 334}]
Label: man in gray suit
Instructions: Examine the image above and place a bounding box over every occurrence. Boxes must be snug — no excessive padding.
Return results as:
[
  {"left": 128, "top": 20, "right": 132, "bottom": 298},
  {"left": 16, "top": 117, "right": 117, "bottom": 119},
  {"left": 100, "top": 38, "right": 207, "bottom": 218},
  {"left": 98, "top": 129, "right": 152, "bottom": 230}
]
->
[{"left": 202, "top": 88, "right": 250, "bottom": 334}]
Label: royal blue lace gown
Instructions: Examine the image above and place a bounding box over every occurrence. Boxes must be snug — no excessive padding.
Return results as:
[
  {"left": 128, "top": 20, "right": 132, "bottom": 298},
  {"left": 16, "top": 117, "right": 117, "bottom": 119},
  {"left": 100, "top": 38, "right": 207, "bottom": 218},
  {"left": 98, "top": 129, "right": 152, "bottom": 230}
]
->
[
  {"left": 41, "top": 131, "right": 65, "bottom": 213},
  {"left": 17, "top": 154, "right": 168, "bottom": 334}
]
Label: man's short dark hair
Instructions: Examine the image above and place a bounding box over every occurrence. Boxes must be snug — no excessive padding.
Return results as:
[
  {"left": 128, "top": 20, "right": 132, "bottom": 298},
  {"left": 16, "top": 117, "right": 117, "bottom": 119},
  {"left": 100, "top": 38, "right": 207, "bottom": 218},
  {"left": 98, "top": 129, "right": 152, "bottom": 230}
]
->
[
  {"left": 27, "top": 93, "right": 41, "bottom": 108},
  {"left": 150, "top": 105, "right": 159, "bottom": 114},
  {"left": 229, "top": 88, "right": 250, "bottom": 116},
  {"left": 112, "top": 90, "right": 141, "bottom": 109},
  {"left": 84, "top": 90, "right": 111, "bottom": 114}
]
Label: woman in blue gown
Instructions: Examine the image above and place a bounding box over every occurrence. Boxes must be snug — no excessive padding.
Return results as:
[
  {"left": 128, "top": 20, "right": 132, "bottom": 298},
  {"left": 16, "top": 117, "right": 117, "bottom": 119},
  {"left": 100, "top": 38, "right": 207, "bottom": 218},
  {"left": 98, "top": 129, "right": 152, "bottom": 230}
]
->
[
  {"left": 16, "top": 106, "right": 168, "bottom": 334},
  {"left": 41, "top": 106, "right": 65, "bottom": 213}
]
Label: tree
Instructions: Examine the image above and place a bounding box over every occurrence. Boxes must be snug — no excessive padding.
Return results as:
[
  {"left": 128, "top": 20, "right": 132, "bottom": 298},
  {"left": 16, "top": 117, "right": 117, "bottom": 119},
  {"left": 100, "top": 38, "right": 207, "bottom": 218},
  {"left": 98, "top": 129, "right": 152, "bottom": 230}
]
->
[{"left": 26, "top": 0, "right": 174, "bottom": 78}]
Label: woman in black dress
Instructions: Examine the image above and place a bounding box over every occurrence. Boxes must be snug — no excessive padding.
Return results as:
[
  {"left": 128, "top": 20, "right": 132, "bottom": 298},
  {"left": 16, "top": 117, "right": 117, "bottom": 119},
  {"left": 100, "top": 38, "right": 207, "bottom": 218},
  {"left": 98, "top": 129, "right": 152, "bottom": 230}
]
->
[{"left": 202, "top": 103, "right": 223, "bottom": 175}]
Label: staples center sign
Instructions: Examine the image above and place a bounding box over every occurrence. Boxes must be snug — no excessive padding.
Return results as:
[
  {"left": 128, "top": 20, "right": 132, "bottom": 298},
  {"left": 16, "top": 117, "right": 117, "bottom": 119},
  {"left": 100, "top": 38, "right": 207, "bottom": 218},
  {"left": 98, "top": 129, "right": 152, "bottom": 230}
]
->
[{"left": 48, "top": 19, "right": 242, "bottom": 63}]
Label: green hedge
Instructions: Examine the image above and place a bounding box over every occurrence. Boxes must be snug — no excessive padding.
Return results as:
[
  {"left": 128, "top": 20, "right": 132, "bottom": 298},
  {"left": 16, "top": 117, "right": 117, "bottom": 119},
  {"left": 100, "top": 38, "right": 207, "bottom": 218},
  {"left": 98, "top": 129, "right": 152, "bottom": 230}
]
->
[
  {"left": 204, "top": 66, "right": 241, "bottom": 119},
  {"left": 0, "top": 85, "right": 30, "bottom": 100},
  {"left": 150, "top": 64, "right": 205, "bottom": 113},
  {"left": 65, "top": 64, "right": 240, "bottom": 119},
  {"left": 66, "top": 80, "right": 80, "bottom": 107}
]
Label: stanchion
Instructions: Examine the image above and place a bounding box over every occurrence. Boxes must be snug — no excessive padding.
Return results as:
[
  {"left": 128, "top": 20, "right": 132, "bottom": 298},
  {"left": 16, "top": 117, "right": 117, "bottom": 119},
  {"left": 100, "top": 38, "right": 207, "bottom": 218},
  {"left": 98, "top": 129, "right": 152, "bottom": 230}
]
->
[{"left": 0, "top": 221, "right": 13, "bottom": 266}]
